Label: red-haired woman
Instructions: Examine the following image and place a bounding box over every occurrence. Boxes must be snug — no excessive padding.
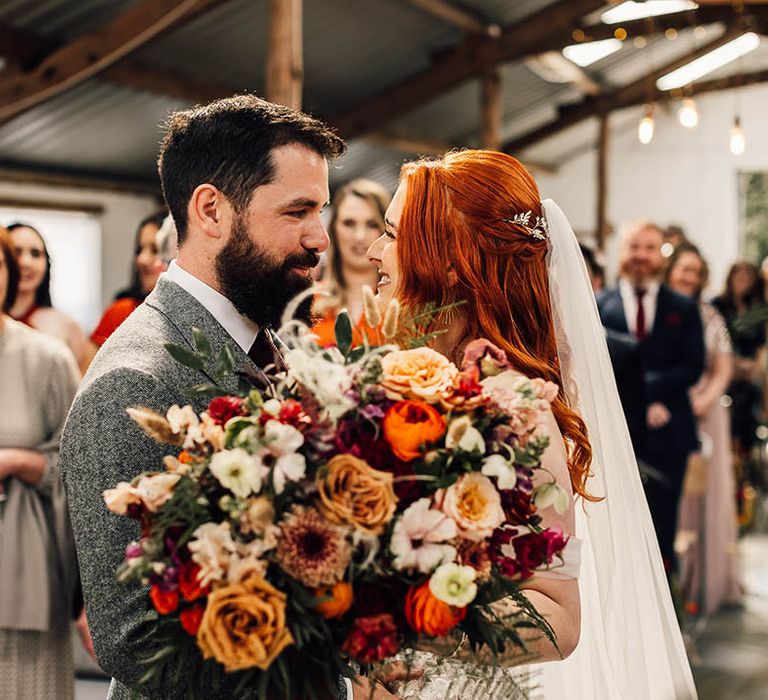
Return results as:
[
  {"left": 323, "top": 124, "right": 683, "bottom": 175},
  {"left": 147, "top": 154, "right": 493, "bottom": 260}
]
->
[{"left": 367, "top": 150, "right": 696, "bottom": 699}]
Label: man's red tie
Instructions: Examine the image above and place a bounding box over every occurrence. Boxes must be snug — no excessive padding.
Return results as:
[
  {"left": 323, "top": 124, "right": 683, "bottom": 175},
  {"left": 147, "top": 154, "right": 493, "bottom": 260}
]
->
[
  {"left": 635, "top": 288, "right": 647, "bottom": 341},
  {"left": 247, "top": 328, "right": 286, "bottom": 373}
]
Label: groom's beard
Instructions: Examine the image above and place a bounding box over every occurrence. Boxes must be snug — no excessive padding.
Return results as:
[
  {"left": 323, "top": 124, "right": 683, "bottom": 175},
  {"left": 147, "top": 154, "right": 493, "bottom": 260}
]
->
[{"left": 215, "top": 217, "right": 319, "bottom": 328}]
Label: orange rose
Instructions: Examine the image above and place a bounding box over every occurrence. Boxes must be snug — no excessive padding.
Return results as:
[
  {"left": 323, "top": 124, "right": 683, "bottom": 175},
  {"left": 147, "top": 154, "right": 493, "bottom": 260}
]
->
[
  {"left": 314, "top": 581, "right": 354, "bottom": 619},
  {"left": 150, "top": 585, "right": 179, "bottom": 615},
  {"left": 317, "top": 454, "right": 397, "bottom": 535},
  {"left": 382, "top": 400, "right": 446, "bottom": 462},
  {"left": 404, "top": 581, "right": 467, "bottom": 637},
  {"left": 197, "top": 575, "right": 293, "bottom": 672}
]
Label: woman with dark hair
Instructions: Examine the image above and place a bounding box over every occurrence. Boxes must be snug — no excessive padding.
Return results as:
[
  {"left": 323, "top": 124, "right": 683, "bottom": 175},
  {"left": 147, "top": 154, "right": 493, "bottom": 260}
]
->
[
  {"left": 0, "top": 226, "right": 80, "bottom": 699},
  {"left": 366, "top": 150, "right": 695, "bottom": 699},
  {"left": 712, "top": 261, "right": 766, "bottom": 457},
  {"left": 8, "top": 223, "right": 94, "bottom": 373},
  {"left": 312, "top": 179, "right": 390, "bottom": 347},
  {"left": 665, "top": 243, "right": 741, "bottom": 615},
  {"left": 90, "top": 210, "right": 166, "bottom": 347}
]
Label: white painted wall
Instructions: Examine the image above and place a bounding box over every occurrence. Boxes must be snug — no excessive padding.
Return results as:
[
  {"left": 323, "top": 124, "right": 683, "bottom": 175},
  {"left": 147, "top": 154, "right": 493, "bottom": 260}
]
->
[
  {"left": 0, "top": 180, "right": 160, "bottom": 332},
  {"left": 534, "top": 83, "right": 768, "bottom": 296}
]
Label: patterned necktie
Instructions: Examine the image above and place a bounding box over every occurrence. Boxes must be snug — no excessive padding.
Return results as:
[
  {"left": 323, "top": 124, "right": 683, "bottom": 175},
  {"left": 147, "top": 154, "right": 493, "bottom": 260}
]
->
[
  {"left": 247, "top": 328, "right": 286, "bottom": 373},
  {"left": 635, "top": 288, "right": 647, "bottom": 341}
]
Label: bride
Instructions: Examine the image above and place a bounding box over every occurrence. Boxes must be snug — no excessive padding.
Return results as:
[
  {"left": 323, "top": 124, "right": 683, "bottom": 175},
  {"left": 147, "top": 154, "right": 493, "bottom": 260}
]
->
[{"left": 361, "top": 149, "right": 697, "bottom": 699}]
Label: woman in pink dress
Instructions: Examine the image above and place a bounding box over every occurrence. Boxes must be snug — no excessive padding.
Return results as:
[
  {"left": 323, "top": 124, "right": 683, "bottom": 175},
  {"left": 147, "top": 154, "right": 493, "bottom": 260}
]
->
[{"left": 666, "top": 242, "right": 741, "bottom": 614}]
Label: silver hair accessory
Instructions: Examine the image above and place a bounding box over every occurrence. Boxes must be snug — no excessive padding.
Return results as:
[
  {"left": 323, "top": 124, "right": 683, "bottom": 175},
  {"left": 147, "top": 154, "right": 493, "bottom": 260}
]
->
[{"left": 502, "top": 210, "right": 549, "bottom": 240}]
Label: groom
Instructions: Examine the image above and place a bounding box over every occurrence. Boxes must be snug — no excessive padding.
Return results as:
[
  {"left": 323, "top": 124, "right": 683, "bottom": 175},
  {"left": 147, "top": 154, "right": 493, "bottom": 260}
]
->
[{"left": 59, "top": 95, "right": 347, "bottom": 699}]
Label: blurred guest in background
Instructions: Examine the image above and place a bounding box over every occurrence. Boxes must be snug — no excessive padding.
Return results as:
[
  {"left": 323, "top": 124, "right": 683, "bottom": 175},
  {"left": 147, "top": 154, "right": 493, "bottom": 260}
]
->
[
  {"left": 90, "top": 211, "right": 166, "bottom": 347},
  {"left": 7, "top": 223, "right": 95, "bottom": 373},
  {"left": 312, "top": 179, "right": 390, "bottom": 346},
  {"left": 712, "top": 262, "right": 766, "bottom": 459},
  {"left": 666, "top": 243, "right": 741, "bottom": 614},
  {"left": 0, "top": 227, "right": 80, "bottom": 699},
  {"left": 598, "top": 220, "right": 704, "bottom": 572},
  {"left": 579, "top": 242, "right": 605, "bottom": 293}
]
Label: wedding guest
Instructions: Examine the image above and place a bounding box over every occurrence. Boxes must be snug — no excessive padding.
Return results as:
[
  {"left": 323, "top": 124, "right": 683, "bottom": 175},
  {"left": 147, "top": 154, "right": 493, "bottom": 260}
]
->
[
  {"left": 312, "top": 179, "right": 390, "bottom": 346},
  {"left": 0, "top": 226, "right": 80, "bottom": 699},
  {"left": 90, "top": 211, "right": 166, "bottom": 347},
  {"left": 8, "top": 223, "right": 95, "bottom": 373},
  {"left": 579, "top": 243, "right": 605, "bottom": 293},
  {"left": 598, "top": 220, "right": 704, "bottom": 572},
  {"left": 712, "top": 261, "right": 767, "bottom": 459},
  {"left": 666, "top": 243, "right": 741, "bottom": 614}
]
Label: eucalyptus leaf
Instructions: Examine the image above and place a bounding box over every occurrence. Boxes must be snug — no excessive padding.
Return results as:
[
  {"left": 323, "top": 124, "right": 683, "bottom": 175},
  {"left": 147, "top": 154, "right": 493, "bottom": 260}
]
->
[
  {"left": 191, "top": 327, "right": 212, "bottom": 359},
  {"left": 334, "top": 310, "right": 353, "bottom": 356},
  {"left": 214, "top": 344, "right": 236, "bottom": 380},
  {"left": 183, "top": 383, "right": 228, "bottom": 399},
  {"left": 165, "top": 343, "right": 206, "bottom": 370}
]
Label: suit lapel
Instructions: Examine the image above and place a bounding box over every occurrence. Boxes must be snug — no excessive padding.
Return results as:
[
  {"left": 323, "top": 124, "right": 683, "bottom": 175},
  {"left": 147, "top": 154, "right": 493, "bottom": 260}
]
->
[
  {"left": 604, "top": 288, "right": 630, "bottom": 334},
  {"left": 145, "top": 277, "right": 252, "bottom": 396}
]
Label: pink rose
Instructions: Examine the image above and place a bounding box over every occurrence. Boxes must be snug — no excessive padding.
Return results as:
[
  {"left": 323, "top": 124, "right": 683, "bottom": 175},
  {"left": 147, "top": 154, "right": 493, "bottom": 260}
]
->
[{"left": 435, "top": 473, "right": 505, "bottom": 542}]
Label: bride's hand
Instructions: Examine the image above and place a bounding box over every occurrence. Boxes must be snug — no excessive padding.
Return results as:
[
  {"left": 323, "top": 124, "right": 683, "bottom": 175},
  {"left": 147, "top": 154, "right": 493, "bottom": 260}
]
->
[{"left": 352, "top": 662, "right": 424, "bottom": 698}]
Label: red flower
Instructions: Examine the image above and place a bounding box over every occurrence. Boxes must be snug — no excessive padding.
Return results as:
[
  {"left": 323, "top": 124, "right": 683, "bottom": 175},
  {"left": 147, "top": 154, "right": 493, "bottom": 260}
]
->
[
  {"left": 178, "top": 562, "right": 209, "bottom": 602},
  {"left": 277, "top": 399, "right": 310, "bottom": 428},
  {"left": 150, "top": 585, "right": 179, "bottom": 615},
  {"left": 342, "top": 614, "right": 400, "bottom": 664},
  {"left": 207, "top": 396, "right": 247, "bottom": 425},
  {"left": 493, "top": 528, "right": 568, "bottom": 580},
  {"left": 180, "top": 603, "right": 205, "bottom": 636}
]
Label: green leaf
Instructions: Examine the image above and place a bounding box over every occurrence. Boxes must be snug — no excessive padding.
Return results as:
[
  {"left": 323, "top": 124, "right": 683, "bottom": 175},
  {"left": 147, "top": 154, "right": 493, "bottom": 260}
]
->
[
  {"left": 334, "top": 310, "right": 353, "bottom": 356},
  {"left": 183, "top": 383, "right": 228, "bottom": 399},
  {"left": 165, "top": 343, "right": 206, "bottom": 370},
  {"left": 214, "top": 344, "right": 236, "bottom": 380},
  {"left": 191, "top": 327, "right": 212, "bottom": 359}
]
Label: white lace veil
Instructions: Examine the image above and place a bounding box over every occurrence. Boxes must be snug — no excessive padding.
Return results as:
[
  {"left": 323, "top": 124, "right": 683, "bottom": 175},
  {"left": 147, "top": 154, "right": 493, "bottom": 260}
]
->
[{"left": 531, "top": 199, "right": 698, "bottom": 699}]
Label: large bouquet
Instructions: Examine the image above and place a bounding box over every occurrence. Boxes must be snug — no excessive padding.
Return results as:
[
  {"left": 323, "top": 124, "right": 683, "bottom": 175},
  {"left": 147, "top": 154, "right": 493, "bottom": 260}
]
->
[{"left": 104, "top": 300, "right": 571, "bottom": 699}]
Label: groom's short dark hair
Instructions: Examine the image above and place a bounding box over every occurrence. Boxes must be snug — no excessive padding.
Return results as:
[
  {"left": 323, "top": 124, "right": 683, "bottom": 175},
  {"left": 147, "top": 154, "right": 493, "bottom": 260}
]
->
[{"left": 158, "top": 94, "right": 346, "bottom": 245}]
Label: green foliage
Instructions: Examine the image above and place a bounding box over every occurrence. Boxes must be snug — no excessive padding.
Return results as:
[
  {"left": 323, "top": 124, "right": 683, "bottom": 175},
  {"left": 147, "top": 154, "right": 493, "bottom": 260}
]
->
[
  {"left": 214, "top": 344, "right": 236, "bottom": 381},
  {"left": 335, "top": 310, "right": 354, "bottom": 356},
  {"left": 165, "top": 343, "right": 207, "bottom": 371},
  {"left": 741, "top": 172, "right": 768, "bottom": 265}
]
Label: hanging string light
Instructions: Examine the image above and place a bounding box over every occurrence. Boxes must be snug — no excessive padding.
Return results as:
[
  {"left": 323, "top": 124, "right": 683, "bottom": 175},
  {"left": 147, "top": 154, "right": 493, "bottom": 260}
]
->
[
  {"left": 730, "top": 115, "right": 746, "bottom": 155},
  {"left": 638, "top": 104, "right": 656, "bottom": 144},
  {"left": 678, "top": 96, "right": 699, "bottom": 127}
]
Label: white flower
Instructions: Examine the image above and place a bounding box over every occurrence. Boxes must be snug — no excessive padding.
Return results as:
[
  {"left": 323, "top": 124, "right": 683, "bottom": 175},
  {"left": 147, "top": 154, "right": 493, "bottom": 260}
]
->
[
  {"left": 188, "top": 522, "right": 238, "bottom": 586},
  {"left": 445, "top": 415, "right": 486, "bottom": 453},
  {"left": 481, "top": 454, "right": 517, "bottom": 490},
  {"left": 209, "top": 448, "right": 266, "bottom": 498},
  {"left": 272, "top": 453, "right": 307, "bottom": 495},
  {"left": 166, "top": 404, "right": 199, "bottom": 435},
  {"left": 284, "top": 348, "right": 355, "bottom": 422},
  {"left": 390, "top": 498, "right": 457, "bottom": 574},
  {"left": 263, "top": 420, "right": 304, "bottom": 456},
  {"left": 135, "top": 473, "right": 181, "bottom": 512},
  {"left": 429, "top": 563, "right": 477, "bottom": 607},
  {"left": 262, "top": 398, "right": 282, "bottom": 415},
  {"left": 104, "top": 481, "right": 142, "bottom": 515},
  {"left": 532, "top": 482, "right": 570, "bottom": 515}
]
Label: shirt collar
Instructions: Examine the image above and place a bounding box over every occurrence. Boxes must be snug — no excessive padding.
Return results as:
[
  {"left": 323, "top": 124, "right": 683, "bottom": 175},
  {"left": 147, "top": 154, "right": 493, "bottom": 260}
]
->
[
  {"left": 163, "top": 261, "right": 259, "bottom": 354},
  {"left": 619, "top": 277, "right": 659, "bottom": 297}
]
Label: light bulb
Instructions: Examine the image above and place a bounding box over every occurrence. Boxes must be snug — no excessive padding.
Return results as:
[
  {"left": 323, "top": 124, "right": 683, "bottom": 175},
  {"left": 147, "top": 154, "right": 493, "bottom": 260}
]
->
[
  {"left": 730, "top": 116, "right": 746, "bottom": 155},
  {"left": 638, "top": 107, "right": 655, "bottom": 144},
  {"left": 678, "top": 98, "right": 698, "bottom": 128}
]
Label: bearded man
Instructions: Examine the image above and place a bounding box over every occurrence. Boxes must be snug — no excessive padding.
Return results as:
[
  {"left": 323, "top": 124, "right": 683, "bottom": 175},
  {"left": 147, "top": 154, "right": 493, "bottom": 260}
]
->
[{"left": 598, "top": 220, "right": 704, "bottom": 573}]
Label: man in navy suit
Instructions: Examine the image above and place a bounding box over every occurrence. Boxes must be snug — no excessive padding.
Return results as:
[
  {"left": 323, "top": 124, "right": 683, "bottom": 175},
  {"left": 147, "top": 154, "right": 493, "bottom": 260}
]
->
[{"left": 598, "top": 221, "right": 705, "bottom": 572}]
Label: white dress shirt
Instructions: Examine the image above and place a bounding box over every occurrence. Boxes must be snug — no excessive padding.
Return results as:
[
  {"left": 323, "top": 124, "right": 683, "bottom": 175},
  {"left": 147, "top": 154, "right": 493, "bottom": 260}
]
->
[
  {"left": 619, "top": 278, "right": 659, "bottom": 337},
  {"left": 164, "top": 261, "right": 260, "bottom": 354}
]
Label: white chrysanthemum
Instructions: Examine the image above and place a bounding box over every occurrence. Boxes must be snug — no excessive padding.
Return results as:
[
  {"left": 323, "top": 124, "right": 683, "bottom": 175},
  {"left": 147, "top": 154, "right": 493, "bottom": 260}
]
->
[
  {"left": 429, "top": 563, "right": 478, "bottom": 607},
  {"left": 209, "top": 448, "right": 265, "bottom": 498},
  {"left": 532, "top": 481, "right": 570, "bottom": 514},
  {"left": 445, "top": 415, "right": 486, "bottom": 453},
  {"left": 481, "top": 453, "right": 517, "bottom": 490},
  {"left": 390, "top": 498, "right": 457, "bottom": 574}
]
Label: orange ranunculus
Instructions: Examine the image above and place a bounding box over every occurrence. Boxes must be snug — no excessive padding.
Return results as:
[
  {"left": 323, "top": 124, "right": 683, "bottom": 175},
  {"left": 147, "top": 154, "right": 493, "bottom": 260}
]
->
[
  {"left": 178, "top": 451, "right": 192, "bottom": 464},
  {"left": 180, "top": 603, "right": 205, "bottom": 636},
  {"left": 382, "top": 400, "right": 446, "bottom": 462},
  {"left": 150, "top": 585, "right": 179, "bottom": 615},
  {"left": 317, "top": 454, "right": 397, "bottom": 535},
  {"left": 314, "top": 581, "right": 354, "bottom": 619},
  {"left": 404, "top": 581, "right": 466, "bottom": 637}
]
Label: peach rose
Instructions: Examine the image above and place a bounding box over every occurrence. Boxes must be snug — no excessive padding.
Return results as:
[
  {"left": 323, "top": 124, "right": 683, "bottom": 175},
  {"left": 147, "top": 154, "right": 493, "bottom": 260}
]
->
[
  {"left": 435, "top": 473, "right": 505, "bottom": 541},
  {"left": 380, "top": 348, "right": 459, "bottom": 404},
  {"left": 317, "top": 454, "right": 397, "bottom": 535},
  {"left": 196, "top": 575, "right": 293, "bottom": 672},
  {"left": 382, "top": 400, "right": 446, "bottom": 462}
]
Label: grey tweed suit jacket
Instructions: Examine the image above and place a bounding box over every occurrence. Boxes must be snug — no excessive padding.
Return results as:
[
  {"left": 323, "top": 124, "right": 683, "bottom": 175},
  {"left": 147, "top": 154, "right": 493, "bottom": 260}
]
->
[{"left": 60, "top": 277, "right": 264, "bottom": 700}]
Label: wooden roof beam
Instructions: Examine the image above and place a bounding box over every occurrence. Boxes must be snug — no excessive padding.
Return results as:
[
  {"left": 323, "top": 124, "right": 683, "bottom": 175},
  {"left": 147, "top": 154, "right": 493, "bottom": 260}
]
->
[
  {"left": 0, "top": 0, "right": 229, "bottom": 124},
  {"left": 331, "top": 0, "right": 613, "bottom": 140},
  {"left": 403, "top": 0, "right": 497, "bottom": 35},
  {"left": 502, "top": 26, "right": 743, "bottom": 154}
]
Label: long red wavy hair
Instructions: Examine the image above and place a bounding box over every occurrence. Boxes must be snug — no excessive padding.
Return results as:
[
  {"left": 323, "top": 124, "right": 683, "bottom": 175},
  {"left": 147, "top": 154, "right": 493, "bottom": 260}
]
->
[{"left": 396, "top": 150, "right": 593, "bottom": 500}]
